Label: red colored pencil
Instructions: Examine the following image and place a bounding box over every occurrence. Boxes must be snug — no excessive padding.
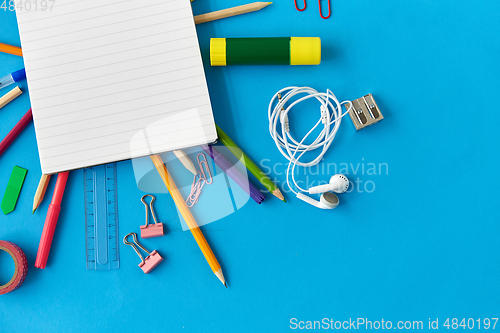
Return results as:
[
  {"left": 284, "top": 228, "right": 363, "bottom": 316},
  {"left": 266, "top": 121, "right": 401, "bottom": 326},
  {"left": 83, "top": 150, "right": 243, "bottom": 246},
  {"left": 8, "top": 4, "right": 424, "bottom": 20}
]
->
[
  {"left": 35, "top": 171, "right": 69, "bottom": 269},
  {"left": 0, "top": 108, "right": 33, "bottom": 157}
]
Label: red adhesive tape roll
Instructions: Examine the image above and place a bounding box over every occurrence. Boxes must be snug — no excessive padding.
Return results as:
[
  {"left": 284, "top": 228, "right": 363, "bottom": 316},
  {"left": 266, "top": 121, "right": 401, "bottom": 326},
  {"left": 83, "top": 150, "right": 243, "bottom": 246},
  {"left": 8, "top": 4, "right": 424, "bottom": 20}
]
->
[{"left": 0, "top": 240, "right": 28, "bottom": 295}]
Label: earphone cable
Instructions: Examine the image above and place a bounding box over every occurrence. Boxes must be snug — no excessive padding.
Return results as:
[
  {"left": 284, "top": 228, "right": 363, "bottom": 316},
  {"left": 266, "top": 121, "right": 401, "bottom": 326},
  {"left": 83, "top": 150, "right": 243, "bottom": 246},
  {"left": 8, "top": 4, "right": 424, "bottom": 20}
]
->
[{"left": 268, "top": 86, "right": 353, "bottom": 194}]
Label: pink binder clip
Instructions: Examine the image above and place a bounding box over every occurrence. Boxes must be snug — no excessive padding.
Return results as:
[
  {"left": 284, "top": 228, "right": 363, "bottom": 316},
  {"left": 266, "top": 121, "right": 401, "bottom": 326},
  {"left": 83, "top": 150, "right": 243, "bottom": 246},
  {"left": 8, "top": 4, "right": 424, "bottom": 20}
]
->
[
  {"left": 123, "top": 232, "right": 163, "bottom": 274},
  {"left": 140, "top": 194, "right": 164, "bottom": 238}
]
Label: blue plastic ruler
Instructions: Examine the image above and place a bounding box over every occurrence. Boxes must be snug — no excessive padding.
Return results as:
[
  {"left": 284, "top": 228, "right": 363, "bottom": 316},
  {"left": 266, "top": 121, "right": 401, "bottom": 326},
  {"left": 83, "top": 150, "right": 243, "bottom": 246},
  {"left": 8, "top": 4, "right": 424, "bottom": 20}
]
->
[{"left": 84, "top": 163, "right": 119, "bottom": 270}]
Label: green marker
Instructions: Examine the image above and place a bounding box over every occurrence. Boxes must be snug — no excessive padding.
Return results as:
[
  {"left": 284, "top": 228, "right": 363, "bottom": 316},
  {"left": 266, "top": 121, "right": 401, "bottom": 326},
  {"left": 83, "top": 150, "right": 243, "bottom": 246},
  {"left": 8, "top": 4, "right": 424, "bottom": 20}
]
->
[
  {"left": 215, "top": 124, "right": 286, "bottom": 203},
  {"left": 211, "top": 37, "right": 321, "bottom": 66},
  {"left": 1, "top": 166, "right": 27, "bottom": 215}
]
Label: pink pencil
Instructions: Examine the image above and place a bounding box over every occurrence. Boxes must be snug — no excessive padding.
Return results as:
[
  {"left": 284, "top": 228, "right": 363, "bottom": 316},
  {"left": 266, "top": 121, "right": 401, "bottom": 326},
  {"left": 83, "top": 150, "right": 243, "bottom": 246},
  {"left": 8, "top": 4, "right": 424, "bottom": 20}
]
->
[{"left": 0, "top": 108, "right": 33, "bottom": 157}]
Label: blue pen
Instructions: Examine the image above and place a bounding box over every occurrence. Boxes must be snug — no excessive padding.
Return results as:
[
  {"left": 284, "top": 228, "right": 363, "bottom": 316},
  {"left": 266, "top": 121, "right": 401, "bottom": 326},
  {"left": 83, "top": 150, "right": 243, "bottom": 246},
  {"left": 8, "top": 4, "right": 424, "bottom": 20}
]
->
[{"left": 0, "top": 68, "right": 26, "bottom": 90}]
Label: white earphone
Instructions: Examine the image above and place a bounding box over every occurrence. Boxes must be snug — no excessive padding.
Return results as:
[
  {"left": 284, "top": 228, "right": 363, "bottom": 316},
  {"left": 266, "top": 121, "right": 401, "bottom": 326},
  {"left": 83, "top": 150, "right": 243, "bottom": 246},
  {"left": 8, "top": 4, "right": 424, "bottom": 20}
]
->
[
  {"left": 296, "top": 174, "right": 349, "bottom": 209},
  {"left": 268, "top": 87, "right": 354, "bottom": 210},
  {"left": 308, "top": 174, "right": 349, "bottom": 194},
  {"left": 296, "top": 192, "right": 339, "bottom": 209}
]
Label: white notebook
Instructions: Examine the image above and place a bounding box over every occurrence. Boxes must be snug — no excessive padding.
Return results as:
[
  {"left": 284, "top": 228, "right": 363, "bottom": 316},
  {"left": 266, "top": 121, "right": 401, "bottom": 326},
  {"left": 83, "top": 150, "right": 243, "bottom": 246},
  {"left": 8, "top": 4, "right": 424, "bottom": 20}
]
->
[{"left": 16, "top": 0, "right": 217, "bottom": 174}]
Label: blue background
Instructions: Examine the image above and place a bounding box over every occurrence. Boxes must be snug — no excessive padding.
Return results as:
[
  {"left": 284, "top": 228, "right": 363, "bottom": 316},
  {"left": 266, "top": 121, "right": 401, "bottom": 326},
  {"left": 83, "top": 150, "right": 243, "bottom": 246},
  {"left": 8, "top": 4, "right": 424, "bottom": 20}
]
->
[{"left": 1, "top": 0, "right": 500, "bottom": 331}]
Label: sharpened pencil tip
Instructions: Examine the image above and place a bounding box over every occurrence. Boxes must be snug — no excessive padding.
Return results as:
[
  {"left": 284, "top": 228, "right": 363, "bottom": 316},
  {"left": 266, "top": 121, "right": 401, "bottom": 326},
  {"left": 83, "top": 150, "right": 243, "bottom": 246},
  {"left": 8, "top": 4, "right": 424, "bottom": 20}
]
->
[
  {"left": 32, "top": 209, "right": 35, "bottom": 214},
  {"left": 215, "top": 269, "right": 227, "bottom": 287},
  {"left": 272, "top": 188, "right": 286, "bottom": 202}
]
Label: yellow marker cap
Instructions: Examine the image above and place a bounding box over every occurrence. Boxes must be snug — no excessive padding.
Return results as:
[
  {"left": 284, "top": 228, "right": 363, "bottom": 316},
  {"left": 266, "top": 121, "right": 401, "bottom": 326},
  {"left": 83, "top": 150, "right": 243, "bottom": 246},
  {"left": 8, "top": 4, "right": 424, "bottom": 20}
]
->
[
  {"left": 290, "top": 37, "right": 321, "bottom": 65},
  {"left": 210, "top": 38, "right": 227, "bottom": 66}
]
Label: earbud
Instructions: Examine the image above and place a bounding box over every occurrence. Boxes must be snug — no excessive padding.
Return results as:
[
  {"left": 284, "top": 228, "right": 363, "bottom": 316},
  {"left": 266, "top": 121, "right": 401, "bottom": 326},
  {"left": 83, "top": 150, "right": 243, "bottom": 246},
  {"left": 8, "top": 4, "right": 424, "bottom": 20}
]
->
[
  {"left": 308, "top": 174, "right": 349, "bottom": 194},
  {"left": 296, "top": 174, "right": 348, "bottom": 209},
  {"left": 296, "top": 192, "right": 339, "bottom": 210}
]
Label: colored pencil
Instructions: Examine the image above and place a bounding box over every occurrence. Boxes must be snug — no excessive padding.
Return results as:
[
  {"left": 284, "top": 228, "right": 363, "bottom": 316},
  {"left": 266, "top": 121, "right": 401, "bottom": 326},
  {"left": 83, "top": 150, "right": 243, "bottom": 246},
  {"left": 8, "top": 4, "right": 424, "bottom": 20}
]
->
[
  {"left": 216, "top": 124, "right": 285, "bottom": 202},
  {"left": 194, "top": 2, "right": 272, "bottom": 24},
  {"left": 201, "top": 145, "right": 266, "bottom": 204},
  {"left": 150, "top": 154, "right": 227, "bottom": 287},
  {"left": 0, "top": 42, "right": 23, "bottom": 57},
  {"left": 0, "top": 108, "right": 32, "bottom": 158},
  {"left": 0, "top": 86, "right": 22, "bottom": 110},
  {"left": 173, "top": 150, "right": 197, "bottom": 175},
  {"left": 33, "top": 174, "right": 51, "bottom": 214}
]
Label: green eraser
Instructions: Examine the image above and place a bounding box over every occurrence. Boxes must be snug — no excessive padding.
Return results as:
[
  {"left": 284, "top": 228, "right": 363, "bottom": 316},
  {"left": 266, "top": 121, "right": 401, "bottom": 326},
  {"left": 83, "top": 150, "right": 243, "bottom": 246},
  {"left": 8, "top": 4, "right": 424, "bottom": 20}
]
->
[{"left": 1, "top": 166, "right": 28, "bottom": 215}]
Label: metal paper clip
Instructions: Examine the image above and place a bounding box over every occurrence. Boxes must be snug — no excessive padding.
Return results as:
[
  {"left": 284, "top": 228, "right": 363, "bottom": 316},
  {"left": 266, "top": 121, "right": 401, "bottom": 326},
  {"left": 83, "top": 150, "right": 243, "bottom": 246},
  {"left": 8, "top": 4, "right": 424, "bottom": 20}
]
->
[
  {"left": 294, "top": 0, "right": 306, "bottom": 11},
  {"left": 140, "top": 194, "right": 164, "bottom": 239},
  {"left": 123, "top": 232, "right": 163, "bottom": 274},
  {"left": 198, "top": 153, "right": 213, "bottom": 185},
  {"left": 319, "top": 0, "right": 331, "bottom": 19},
  {"left": 295, "top": 0, "right": 331, "bottom": 19},
  {"left": 186, "top": 153, "right": 213, "bottom": 207}
]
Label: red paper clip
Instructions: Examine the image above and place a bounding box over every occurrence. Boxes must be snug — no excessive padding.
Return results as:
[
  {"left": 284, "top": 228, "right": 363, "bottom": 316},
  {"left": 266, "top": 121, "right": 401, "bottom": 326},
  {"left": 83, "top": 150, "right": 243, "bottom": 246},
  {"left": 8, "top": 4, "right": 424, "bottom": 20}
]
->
[
  {"left": 139, "top": 194, "right": 164, "bottom": 239},
  {"left": 319, "top": 0, "right": 331, "bottom": 19},
  {"left": 124, "top": 233, "right": 163, "bottom": 274},
  {"left": 294, "top": 0, "right": 306, "bottom": 11},
  {"left": 295, "top": 0, "right": 331, "bottom": 19}
]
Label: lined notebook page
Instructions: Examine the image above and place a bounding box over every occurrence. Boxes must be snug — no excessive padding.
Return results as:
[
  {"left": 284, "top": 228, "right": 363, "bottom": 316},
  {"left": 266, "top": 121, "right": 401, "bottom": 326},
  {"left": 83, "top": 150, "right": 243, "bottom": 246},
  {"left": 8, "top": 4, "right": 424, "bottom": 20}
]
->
[{"left": 16, "top": 0, "right": 217, "bottom": 174}]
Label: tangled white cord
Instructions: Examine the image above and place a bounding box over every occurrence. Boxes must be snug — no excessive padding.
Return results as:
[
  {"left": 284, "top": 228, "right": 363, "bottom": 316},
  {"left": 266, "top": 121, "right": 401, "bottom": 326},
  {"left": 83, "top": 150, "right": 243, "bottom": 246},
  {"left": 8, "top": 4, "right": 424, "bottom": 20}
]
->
[{"left": 268, "top": 86, "right": 353, "bottom": 195}]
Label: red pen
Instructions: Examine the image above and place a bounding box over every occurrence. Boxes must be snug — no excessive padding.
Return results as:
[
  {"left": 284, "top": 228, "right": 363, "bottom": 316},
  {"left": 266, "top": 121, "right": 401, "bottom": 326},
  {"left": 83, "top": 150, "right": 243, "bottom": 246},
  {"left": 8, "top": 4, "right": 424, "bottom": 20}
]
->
[{"left": 35, "top": 171, "right": 69, "bottom": 269}]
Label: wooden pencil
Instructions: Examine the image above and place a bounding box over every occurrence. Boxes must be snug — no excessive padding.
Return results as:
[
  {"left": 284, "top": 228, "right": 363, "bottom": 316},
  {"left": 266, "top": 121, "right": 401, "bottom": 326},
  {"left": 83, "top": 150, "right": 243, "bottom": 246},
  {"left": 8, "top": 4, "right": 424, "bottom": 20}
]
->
[
  {"left": 0, "top": 42, "right": 23, "bottom": 57},
  {"left": 173, "top": 150, "right": 197, "bottom": 175},
  {"left": 33, "top": 174, "right": 51, "bottom": 213},
  {"left": 0, "top": 86, "right": 22, "bottom": 110},
  {"left": 150, "top": 154, "right": 227, "bottom": 287},
  {"left": 216, "top": 124, "right": 286, "bottom": 202},
  {"left": 194, "top": 2, "right": 272, "bottom": 25}
]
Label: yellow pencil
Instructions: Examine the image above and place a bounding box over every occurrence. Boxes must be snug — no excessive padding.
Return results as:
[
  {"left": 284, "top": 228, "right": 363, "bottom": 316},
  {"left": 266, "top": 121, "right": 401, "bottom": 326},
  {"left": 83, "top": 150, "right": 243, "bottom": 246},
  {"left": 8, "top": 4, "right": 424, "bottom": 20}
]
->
[
  {"left": 0, "top": 42, "right": 23, "bottom": 57},
  {"left": 194, "top": 2, "right": 272, "bottom": 24},
  {"left": 150, "top": 154, "right": 227, "bottom": 287},
  {"left": 33, "top": 174, "right": 51, "bottom": 213}
]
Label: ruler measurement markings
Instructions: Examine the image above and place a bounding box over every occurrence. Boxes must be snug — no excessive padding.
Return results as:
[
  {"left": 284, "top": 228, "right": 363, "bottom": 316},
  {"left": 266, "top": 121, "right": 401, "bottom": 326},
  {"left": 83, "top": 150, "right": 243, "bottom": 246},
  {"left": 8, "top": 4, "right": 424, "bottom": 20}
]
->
[{"left": 84, "top": 163, "right": 119, "bottom": 270}]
